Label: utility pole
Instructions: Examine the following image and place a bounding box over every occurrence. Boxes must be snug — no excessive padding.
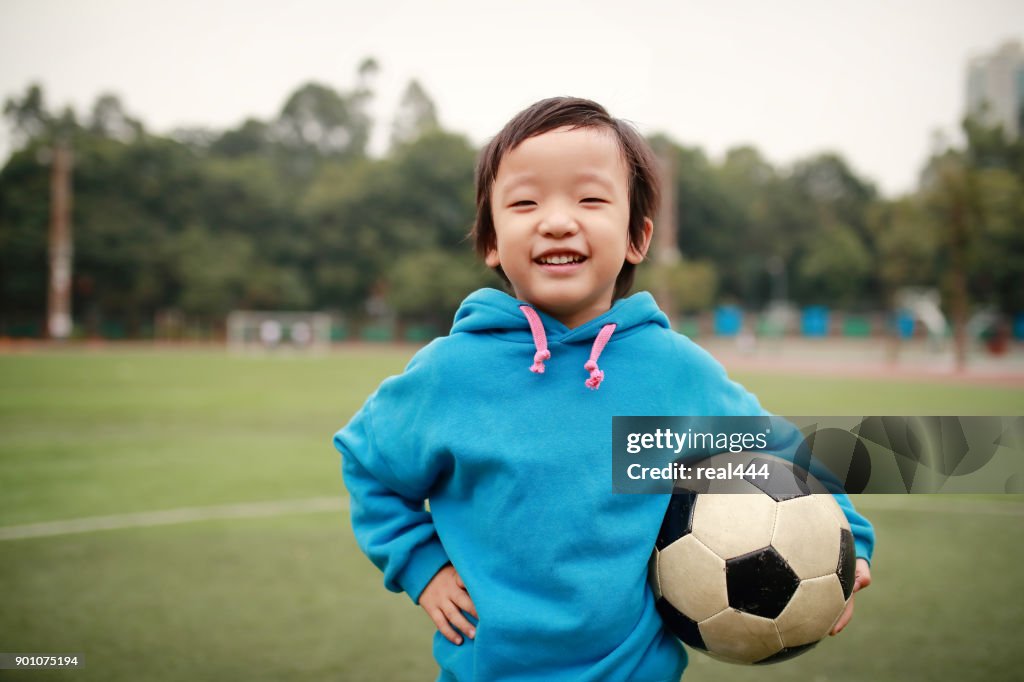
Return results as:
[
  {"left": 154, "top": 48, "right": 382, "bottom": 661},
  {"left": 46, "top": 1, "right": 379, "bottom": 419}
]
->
[{"left": 47, "top": 138, "right": 73, "bottom": 339}]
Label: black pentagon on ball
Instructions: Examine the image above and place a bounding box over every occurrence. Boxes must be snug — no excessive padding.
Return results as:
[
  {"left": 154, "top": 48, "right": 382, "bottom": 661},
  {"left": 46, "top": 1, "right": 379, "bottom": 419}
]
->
[
  {"left": 756, "top": 641, "right": 818, "bottom": 664},
  {"left": 655, "top": 597, "right": 706, "bottom": 650},
  {"left": 656, "top": 490, "right": 698, "bottom": 550},
  {"left": 836, "top": 527, "right": 857, "bottom": 599},
  {"left": 725, "top": 546, "right": 800, "bottom": 619},
  {"left": 746, "top": 456, "right": 812, "bottom": 501}
]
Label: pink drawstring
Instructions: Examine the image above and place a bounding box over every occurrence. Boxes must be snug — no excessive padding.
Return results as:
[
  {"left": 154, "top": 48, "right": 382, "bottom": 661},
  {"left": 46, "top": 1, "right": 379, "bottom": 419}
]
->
[
  {"left": 585, "top": 323, "right": 616, "bottom": 390},
  {"left": 519, "top": 306, "right": 550, "bottom": 373},
  {"left": 518, "top": 306, "right": 617, "bottom": 389}
]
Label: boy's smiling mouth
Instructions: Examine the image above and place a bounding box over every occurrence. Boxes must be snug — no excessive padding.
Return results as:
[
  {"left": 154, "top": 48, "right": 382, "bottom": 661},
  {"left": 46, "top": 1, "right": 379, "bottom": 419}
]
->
[{"left": 534, "top": 250, "right": 588, "bottom": 266}]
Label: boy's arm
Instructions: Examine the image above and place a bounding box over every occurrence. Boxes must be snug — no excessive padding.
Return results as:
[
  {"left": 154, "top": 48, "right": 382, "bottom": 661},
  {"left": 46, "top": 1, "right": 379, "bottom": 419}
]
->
[
  {"left": 698, "top": 344, "right": 876, "bottom": 564},
  {"left": 334, "top": 401, "right": 451, "bottom": 604}
]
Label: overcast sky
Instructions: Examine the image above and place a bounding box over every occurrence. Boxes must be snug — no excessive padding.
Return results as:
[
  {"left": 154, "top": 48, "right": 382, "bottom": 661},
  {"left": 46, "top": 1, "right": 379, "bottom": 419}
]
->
[{"left": 1, "top": 0, "right": 1022, "bottom": 196}]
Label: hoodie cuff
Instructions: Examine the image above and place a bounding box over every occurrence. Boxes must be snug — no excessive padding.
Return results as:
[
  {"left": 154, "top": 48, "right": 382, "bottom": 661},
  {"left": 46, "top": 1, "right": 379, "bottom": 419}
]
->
[
  {"left": 854, "top": 539, "right": 873, "bottom": 566},
  {"left": 397, "top": 538, "right": 451, "bottom": 605}
]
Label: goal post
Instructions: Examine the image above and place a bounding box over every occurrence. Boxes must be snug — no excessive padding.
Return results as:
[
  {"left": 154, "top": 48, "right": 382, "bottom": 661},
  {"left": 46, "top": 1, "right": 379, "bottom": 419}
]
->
[{"left": 226, "top": 310, "right": 334, "bottom": 352}]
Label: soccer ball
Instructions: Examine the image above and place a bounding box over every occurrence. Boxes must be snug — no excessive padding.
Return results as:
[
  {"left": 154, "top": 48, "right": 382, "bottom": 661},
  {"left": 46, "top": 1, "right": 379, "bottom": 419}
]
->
[{"left": 649, "top": 453, "right": 857, "bottom": 665}]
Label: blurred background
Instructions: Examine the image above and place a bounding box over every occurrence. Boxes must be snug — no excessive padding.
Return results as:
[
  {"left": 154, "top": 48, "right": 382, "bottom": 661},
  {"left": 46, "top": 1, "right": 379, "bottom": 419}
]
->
[
  {"left": 0, "top": 0, "right": 1023, "bottom": 376},
  {"left": 1, "top": 2, "right": 1023, "bottom": 681}
]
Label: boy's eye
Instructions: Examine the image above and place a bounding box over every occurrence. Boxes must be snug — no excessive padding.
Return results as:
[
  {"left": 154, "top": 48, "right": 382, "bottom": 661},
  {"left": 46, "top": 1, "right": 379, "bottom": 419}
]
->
[
  {"left": 510, "top": 200, "right": 536, "bottom": 207},
  {"left": 581, "top": 197, "right": 607, "bottom": 204}
]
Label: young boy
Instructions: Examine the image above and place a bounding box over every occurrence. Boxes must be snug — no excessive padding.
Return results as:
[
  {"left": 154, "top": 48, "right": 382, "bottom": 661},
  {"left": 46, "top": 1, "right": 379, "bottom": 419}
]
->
[{"left": 333, "top": 97, "right": 874, "bottom": 681}]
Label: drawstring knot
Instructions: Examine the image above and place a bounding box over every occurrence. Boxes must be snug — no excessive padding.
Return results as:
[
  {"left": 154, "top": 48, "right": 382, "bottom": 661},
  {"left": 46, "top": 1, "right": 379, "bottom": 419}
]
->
[
  {"left": 583, "top": 360, "right": 604, "bottom": 389},
  {"left": 520, "top": 306, "right": 550, "bottom": 374},
  {"left": 519, "top": 305, "right": 616, "bottom": 390},
  {"left": 583, "top": 323, "right": 616, "bottom": 390},
  {"left": 531, "top": 349, "right": 551, "bottom": 374}
]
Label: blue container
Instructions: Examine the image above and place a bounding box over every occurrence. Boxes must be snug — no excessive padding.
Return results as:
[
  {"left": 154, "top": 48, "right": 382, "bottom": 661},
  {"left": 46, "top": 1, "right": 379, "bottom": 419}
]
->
[
  {"left": 801, "top": 306, "right": 830, "bottom": 338},
  {"left": 714, "top": 306, "right": 743, "bottom": 337},
  {"left": 893, "top": 310, "right": 915, "bottom": 339},
  {"left": 1014, "top": 313, "right": 1024, "bottom": 340}
]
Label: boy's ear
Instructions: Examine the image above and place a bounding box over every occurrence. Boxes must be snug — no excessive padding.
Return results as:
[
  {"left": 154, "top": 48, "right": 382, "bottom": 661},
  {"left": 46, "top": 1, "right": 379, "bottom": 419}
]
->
[
  {"left": 485, "top": 247, "right": 501, "bottom": 268},
  {"left": 625, "top": 217, "right": 654, "bottom": 265}
]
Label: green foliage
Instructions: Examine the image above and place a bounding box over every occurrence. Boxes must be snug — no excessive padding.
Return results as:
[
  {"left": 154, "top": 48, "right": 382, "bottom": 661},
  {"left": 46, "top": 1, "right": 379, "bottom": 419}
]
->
[
  {"left": 390, "top": 79, "right": 440, "bottom": 151},
  {"left": 387, "top": 249, "right": 495, "bottom": 323},
  {"left": 275, "top": 81, "right": 370, "bottom": 160},
  {"left": 866, "top": 196, "right": 938, "bottom": 300},
  {"left": 664, "top": 141, "right": 880, "bottom": 308},
  {"left": 0, "top": 143, "right": 50, "bottom": 319},
  {"left": 798, "top": 222, "right": 873, "bottom": 306},
  {"left": 970, "top": 167, "right": 1024, "bottom": 310},
  {"left": 301, "top": 129, "right": 478, "bottom": 312},
  {"left": 174, "top": 225, "right": 253, "bottom": 315},
  {"left": 3, "top": 78, "right": 1024, "bottom": 338},
  {"left": 3, "top": 82, "right": 53, "bottom": 146},
  {"left": 636, "top": 259, "right": 718, "bottom": 313}
]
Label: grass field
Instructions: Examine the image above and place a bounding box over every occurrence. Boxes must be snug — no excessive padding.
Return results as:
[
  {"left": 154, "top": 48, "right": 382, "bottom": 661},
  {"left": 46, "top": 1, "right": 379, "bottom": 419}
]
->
[{"left": 1, "top": 347, "right": 1023, "bottom": 681}]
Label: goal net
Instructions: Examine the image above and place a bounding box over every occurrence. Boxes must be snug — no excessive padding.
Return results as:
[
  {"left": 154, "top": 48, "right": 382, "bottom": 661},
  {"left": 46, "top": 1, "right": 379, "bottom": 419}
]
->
[{"left": 226, "top": 310, "right": 334, "bottom": 352}]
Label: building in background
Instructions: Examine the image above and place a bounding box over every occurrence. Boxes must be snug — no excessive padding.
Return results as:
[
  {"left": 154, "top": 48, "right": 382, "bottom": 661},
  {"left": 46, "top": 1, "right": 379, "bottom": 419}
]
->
[{"left": 966, "top": 40, "right": 1024, "bottom": 138}]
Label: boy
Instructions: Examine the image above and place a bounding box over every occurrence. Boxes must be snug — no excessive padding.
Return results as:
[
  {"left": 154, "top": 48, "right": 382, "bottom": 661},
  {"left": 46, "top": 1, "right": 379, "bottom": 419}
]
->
[{"left": 334, "top": 97, "right": 874, "bottom": 681}]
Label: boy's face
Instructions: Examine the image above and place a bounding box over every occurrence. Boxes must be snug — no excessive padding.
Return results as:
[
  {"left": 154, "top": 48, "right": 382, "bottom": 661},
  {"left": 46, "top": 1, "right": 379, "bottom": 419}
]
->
[{"left": 486, "top": 126, "right": 652, "bottom": 329}]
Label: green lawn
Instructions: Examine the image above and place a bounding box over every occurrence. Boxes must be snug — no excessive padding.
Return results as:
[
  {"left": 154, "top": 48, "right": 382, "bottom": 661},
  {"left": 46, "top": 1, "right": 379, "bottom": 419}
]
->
[{"left": 1, "top": 348, "right": 1022, "bottom": 681}]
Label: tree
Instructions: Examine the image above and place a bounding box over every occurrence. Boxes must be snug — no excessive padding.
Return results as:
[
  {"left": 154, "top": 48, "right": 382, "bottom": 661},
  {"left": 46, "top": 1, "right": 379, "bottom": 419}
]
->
[
  {"left": 797, "top": 222, "right": 873, "bottom": 307},
  {"left": 866, "top": 196, "right": 938, "bottom": 305},
  {"left": 3, "top": 83, "right": 52, "bottom": 148},
  {"left": 386, "top": 250, "right": 494, "bottom": 326},
  {"left": 969, "top": 167, "right": 1024, "bottom": 312},
  {"left": 961, "top": 115, "right": 1024, "bottom": 313},
  {"left": 788, "top": 153, "right": 878, "bottom": 307},
  {"left": 715, "top": 146, "right": 791, "bottom": 305},
  {"left": 0, "top": 143, "right": 50, "bottom": 329},
  {"left": 390, "top": 79, "right": 440, "bottom": 150},
  {"left": 275, "top": 82, "right": 365, "bottom": 158},
  {"left": 919, "top": 149, "right": 975, "bottom": 368},
  {"left": 302, "top": 129, "right": 477, "bottom": 313},
  {"left": 636, "top": 259, "right": 718, "bottom": 314},
  {"left": 658, "top": 140, "right": 741, "bottom": 300},
  {"left": 88, "top": 93, "right": 143, "bottom": 142},
  {"left": 209, "top": 118, "right": 272, "bottom": 158}
]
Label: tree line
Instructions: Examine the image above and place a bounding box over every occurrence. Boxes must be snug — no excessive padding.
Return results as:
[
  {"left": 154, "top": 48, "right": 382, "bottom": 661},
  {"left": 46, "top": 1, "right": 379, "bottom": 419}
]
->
[{"left": 1, "top": 60, "right": 1022, "bottom": 338}]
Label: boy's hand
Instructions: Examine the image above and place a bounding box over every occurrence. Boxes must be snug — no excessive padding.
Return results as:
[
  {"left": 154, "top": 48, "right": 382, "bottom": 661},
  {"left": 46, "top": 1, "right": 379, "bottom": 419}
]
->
[
  {"left": 829, "top": 558, "right": 872, "bottom": 636},
  {"left": 419, "top": 564, "right": 478, "bottom": 645}
]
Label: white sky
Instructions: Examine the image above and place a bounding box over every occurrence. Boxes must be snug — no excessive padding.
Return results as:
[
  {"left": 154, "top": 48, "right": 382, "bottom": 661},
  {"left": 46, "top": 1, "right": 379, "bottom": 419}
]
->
[{"left": 1, "top": 0, "right": 1022, "bottom": 196}]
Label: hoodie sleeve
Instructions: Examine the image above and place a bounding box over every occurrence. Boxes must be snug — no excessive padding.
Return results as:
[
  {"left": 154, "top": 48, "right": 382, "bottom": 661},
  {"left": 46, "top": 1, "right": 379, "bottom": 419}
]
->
[
  {"left": 333, "top": 371, "right": 452, "bottom": 604},
  {"left": 693, "top": 343, "right": 876, "bottom": 565}
]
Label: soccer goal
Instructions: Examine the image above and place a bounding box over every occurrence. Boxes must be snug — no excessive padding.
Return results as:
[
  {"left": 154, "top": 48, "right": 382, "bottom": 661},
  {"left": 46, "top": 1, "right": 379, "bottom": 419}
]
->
[{"left": 226, "top": 310, "right": 334, "bottom": 352}]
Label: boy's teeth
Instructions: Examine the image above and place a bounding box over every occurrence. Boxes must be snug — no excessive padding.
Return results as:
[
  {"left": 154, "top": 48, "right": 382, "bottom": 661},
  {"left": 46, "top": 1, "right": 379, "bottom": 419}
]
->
[{"left": 539, "top": 254, "right": 582, "bottom": 264}]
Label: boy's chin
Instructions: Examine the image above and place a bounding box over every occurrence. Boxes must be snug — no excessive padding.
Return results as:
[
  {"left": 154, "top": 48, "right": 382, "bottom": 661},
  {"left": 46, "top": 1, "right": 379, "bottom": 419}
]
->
[{"left": 527, "top": 295, "right": 614, "bottom": 327}]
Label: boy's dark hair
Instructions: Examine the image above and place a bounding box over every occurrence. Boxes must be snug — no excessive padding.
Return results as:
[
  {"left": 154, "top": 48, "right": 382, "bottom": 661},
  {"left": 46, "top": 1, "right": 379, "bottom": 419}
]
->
[{"left": 472, "top": 96, "right": 662, "bottom": 301}]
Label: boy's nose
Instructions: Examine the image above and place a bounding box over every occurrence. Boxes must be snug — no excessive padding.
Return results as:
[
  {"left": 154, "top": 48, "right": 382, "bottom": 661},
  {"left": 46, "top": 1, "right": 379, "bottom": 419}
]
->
[{"left": 539, "top": 211, "right": 578, "bottom": 238}]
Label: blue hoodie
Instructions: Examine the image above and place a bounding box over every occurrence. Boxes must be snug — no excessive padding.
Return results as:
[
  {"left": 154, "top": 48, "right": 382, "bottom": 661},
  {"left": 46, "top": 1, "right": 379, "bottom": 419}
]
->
[{"left": 334, "top": 288, "right": 875, "bottom": 682}]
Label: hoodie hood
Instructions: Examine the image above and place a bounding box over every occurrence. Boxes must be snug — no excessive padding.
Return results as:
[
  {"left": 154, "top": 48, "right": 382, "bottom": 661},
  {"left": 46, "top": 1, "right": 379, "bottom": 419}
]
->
[
  {"left": 449, "top": 288, "right": 672, "bottom": 390},
  {"left": 450, "top": 287, "right": 670, "bottom": 344}
]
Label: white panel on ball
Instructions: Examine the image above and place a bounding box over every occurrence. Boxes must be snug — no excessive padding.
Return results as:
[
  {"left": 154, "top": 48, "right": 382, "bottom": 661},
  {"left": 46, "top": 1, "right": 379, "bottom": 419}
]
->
[
  {"left": 699, "top": 608, "right": 783, "bottom": 664},
  {"left": 774, "top": 574, "right": 847, "bottom": 647},
  {"left": 816, "top": 492, "right": 852, "bottom": 531},
  {"left": 772, "top": 495, "right": 842, "bottom": 579},
  {"left": 658, "top": 535, "right": 728, "bottom": 622},
  {"left": 692, "top": 492, "right": 777, "bottom": 559}
]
